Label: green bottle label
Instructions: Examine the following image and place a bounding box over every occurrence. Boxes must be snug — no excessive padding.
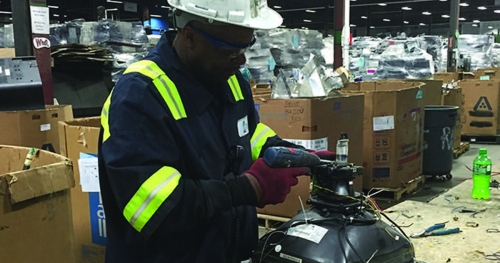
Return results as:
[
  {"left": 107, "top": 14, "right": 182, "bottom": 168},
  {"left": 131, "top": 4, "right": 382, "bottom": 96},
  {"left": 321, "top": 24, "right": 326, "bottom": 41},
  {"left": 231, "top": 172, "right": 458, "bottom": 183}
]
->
[{"left": 474, "top": 164, "right": 491, "bottom": 175}]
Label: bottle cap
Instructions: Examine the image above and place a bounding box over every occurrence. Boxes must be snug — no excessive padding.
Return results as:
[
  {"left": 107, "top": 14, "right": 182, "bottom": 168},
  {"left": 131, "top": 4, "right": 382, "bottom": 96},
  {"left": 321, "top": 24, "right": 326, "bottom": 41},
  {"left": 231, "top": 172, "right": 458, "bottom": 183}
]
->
[
  {"left": 340, "top": 133, "right": 348, "bottom": 139},
  {"left": 479, "top": 148, "right": 487, "bottom": 155}
]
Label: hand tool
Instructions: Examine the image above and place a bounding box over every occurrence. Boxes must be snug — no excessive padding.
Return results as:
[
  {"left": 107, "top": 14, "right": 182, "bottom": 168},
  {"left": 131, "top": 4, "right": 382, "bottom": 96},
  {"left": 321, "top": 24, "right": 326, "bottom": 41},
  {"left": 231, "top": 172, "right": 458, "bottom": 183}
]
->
[
  {"left": 410, "top": 223, "right": 461, "bottom": 238},
  {"left": 263, "top": 147, "right": 330, "bottom": 168}
]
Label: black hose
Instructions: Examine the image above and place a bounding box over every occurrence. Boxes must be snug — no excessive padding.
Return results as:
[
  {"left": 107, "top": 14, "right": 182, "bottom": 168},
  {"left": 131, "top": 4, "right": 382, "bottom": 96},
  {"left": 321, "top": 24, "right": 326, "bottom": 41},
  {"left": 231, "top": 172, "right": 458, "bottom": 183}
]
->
[{"left": 381, "top": 212, "right": 410, "bottom": 240}]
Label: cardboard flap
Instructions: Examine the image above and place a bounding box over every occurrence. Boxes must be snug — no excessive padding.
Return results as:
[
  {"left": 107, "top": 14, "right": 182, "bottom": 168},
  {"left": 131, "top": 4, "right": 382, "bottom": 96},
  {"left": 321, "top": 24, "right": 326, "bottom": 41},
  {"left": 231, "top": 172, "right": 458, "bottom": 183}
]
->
[{"left": 2, "top": 161, "right": 75, "bottom": 204}]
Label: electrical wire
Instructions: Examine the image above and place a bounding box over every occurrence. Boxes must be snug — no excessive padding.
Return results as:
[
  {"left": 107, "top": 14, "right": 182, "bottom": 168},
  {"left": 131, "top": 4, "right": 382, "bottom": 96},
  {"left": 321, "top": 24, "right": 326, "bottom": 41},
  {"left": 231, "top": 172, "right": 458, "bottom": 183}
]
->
[
  {"left": 342, "top": 222, "right": 368, "bottom": 263},
  {"left": 381, "top": 212, "right": 410, "bottom": 240},
  {"left": 258, "top": 230, "right": 287, "bottom": 263}
]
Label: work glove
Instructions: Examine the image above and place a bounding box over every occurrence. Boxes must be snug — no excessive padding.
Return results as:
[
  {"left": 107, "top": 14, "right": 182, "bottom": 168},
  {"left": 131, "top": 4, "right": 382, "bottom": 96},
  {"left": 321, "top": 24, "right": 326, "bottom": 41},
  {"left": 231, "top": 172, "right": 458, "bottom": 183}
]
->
[
  {"left": 307, "top": 149, "right": 336, "bottom": 160},
  {"left": 244, "top": 158, "right": 310, "bottom": 208}
]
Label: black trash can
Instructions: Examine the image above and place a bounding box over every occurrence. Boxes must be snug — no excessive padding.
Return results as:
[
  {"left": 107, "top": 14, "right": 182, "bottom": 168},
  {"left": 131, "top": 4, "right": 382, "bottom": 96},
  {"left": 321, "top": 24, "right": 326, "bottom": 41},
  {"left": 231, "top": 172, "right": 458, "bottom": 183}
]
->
[{"left": 423, "top": 106, "right": 459, "bottom": 177}]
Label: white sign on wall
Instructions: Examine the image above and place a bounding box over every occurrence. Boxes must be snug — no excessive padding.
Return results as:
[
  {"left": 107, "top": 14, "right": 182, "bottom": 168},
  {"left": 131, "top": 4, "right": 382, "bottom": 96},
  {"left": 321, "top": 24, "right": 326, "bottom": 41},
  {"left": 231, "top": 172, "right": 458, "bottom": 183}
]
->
[{"left": 30, "top": 6, "right": 50, "bottom": 34}]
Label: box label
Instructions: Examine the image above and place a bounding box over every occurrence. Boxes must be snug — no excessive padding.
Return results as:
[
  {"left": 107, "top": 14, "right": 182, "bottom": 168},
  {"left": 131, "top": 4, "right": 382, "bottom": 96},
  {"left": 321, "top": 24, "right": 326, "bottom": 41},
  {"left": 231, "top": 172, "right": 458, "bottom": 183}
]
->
[
  {"left": 373, "top": 168, "right": 390, "bottom": 179},
  {"left": 373, "top": 116, "right": 395, "bottom": 131},
  {"left": 40, "top": 123, "right": 51, "bottom": 131},
  {"left": 89, "top": 192, "right": 107, "bottom": 246},
  {"left": 285, "top": 137, "right": 328, "bottom": 151},
  {"left": 480, "top": 75, "right": 491, "bottom": 80},
  {"left": 78, "top": 157, "right": 100, "bottom": 192}
]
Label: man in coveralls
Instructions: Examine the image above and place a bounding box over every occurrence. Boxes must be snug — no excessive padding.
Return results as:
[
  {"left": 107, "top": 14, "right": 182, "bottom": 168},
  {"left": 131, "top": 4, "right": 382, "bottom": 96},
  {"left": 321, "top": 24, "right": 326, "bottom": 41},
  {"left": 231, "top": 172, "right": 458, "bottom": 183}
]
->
[{"left": 98, "top": 0, "right": 335, "bottom": 262}]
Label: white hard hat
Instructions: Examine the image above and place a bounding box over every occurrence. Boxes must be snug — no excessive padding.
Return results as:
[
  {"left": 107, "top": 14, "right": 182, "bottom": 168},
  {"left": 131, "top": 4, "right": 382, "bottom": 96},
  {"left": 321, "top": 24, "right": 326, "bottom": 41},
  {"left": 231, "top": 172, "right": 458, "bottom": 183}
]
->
[{"left": 168, "top": 0, "right": 283, "bottom": 30}]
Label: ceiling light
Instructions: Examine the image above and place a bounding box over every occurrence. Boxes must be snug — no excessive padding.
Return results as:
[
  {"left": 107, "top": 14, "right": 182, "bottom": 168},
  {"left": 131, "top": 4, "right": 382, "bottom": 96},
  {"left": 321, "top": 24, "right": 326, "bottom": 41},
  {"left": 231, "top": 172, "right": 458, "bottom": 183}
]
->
[
  {"left": 422, "top": 11, "right": 431, "bottom": 15},
  {"left": 404, "top": 21, "right": 409, "bottom": 24},
  {"left": 489, "top": 26, "right": 493, "bottom": 29},
  {"left": 361, "top": 16, "right": 368, "bottom": 19},
  {"left": 273, "top": 5, "right": 281, "bottom": 8},
  {"left": 478, "top": 6, "right": 487, "bottom": 10},
  {"left": 442, "top": 14, "right": 450, "bottom": 18},
  {"left": 459, "top": 18, "right": 466, "bottom": 21},
  {"left": 279, "top": 25, "right": 286, "bottom": 28},
  {"left": 48, "top": 5, "right": 59, "bottom": 8},
  {"left": 459, "top": 3, "right": 469, "bottom": 6},
  {"left": 378, "top": 3, "right": 387, "bottom": 6},
  {"left": 305, "top": 10, "right": 316, "bottom": 13},
  {"left": 402, "top": 7, "right": 412, "bottom": 11},
  {"left": 107, "top": 0, "right": 123, "bottom": 3},
  {"left": 0, "top": 11, "right": 12, "bottom": 14},
  {"left": 150, "top": 14, "right": 162, "bottom": 17},
  {"left": 383, "top": 19, "right": 390, "bottom": 22},
  {"left": 439, "top": 0, "right": 446, "bottom": 1},
  {"left": 9, "top": 17, "right": 12, "bottom": 20},
  {"left": 495, "top": 10, "right": 500, "bottom": 13},
  {"left": 350, "top": 24, "right": 356, "bottom": 27},
  {"left": 370, "top": 26, "right": 375, "bottom": 28},
  {"left": 303, "top": 19, "right": 312, "bottom": 22},
  {"left": 473, "top": 20, "right": 480, "bottom": 23},
  {"left": 472, "top": 24, "right": 478, "bottom": 27},
  {"left": 105, "top": 8, "right": 118, "bottom": 11},
  {"left": 420, "top": 23, "right": 426, "bottom": 26},
  {"left": 160, "top": 6, "right": 170, "bottom": 9},
  {"left": 53, "top": 14, "right": 59, "bottom": 17}
]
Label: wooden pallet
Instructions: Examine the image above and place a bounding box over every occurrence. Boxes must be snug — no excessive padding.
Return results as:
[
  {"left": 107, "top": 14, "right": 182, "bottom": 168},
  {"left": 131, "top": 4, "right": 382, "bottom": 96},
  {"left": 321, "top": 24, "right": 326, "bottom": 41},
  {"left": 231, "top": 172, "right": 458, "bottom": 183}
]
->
[
  {"left": 257, "top": 213, "right": 290, "bottom": 231},
  {"left": 366, "top": 175, "right": 426, "bottom": 202},
  {"left": 453, "top": 142, "right": 470, "bottom": 159},
  {"left": 461, "top": 134, "right": 500, "bottom": 144}
]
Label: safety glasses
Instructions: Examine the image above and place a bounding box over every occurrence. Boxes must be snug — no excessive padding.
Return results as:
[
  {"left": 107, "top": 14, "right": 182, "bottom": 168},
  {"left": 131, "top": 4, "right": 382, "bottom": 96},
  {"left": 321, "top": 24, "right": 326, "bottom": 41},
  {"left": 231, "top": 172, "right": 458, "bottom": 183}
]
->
[{"left": 188, "top": 24, "right": 256, "bottom": 59}]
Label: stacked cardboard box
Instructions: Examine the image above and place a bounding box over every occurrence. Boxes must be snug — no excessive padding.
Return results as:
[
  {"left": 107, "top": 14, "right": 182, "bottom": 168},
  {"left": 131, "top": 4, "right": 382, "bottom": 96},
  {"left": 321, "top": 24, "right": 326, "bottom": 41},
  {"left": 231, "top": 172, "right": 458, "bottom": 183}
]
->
[
  {"left": 254, "top": 94, "right": 365, "bottom": 218},
  {"left": 442, "top": 87, "right": 464, "bottom": 148},
  {"left": 0, "top": 145, "right": 76, "bottom": 263},
  {"left": 59, "top": 118, "right": 104, "bottom": 263},
  {"left": 344, "top": 81, "right": 425, "bottom": 189},
  {"left": 460, "top": 80, "right": 500, "bottom": 136},
  {"left": 475, "top": 68, "right": 500, "bottom": 80},
  {"left": 0, "top": 105, "right": 73, "bottom": 153}
]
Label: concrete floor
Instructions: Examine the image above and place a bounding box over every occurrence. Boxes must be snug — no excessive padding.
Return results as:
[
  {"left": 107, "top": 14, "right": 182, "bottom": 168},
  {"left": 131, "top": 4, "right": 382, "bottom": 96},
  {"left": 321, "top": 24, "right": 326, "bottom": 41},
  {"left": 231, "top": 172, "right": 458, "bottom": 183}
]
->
[{"left": 378, "top": 143, "right": 500, "bottom": 209}]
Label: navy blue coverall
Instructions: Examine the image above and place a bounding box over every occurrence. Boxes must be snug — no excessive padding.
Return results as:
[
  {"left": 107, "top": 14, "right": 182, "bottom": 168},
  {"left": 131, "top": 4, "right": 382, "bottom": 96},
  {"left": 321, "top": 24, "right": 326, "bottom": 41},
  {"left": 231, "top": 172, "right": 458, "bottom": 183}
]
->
[{"left": 98, "top": 33, "right": 299, "bottom": 263}]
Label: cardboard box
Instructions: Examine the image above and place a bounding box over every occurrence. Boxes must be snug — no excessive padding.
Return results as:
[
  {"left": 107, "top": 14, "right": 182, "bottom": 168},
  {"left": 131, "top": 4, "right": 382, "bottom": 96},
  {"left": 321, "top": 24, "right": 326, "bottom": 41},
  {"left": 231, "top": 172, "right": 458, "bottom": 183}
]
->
[
  {"left": 344, "top": 81, "right": 425, "bottom": 189},
  {"left": 59, "top": 118, "right": 104, "bottom": 263},
  {"left": 460, "top": 80, "right": 500, "bottom": 136},
  {"left": 0, "top": 48, "right": 15, "bottom": 58},
  {"left": 0, "top": 145, "right": 76, "bottom": 263},
  {"left": 442, "top": 88, "right": 464, "bottom": 148},
  {"left": 0, "top": 105, "right": 73, "bottom": 153},
  {"left": 413, "top": 79, "right": 443, "bottom": 106},
  {"left": 475, "top": 68, "right": 500, "bottom": 80},
  {"left": 434, "top": 72, "right": 460, "bottom": 83},
  {"left": 433, "top": 72, "right": 475, "bottom": 82},
  {"left": 254, "top": 94, "right": 365, "bottom": 218}
]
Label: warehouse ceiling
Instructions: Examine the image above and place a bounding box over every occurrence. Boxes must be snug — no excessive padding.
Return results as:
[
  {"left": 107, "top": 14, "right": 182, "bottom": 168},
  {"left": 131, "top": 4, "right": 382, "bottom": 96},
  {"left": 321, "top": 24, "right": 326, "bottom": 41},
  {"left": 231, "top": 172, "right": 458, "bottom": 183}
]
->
[{"left": 0, "top": 0, "right": 500, "bottom": 32}]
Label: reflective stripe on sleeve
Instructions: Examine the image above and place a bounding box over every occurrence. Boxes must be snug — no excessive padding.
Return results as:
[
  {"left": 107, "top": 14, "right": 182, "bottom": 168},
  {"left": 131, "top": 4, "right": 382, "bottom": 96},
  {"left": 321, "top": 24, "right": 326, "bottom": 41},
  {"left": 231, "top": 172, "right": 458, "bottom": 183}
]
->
[
  {"left": 101, "top": 92, "right": 112, "bottom": 143},
  {"left": 250, "top": 123, "right": 277, "bottom": 161},
  {"left": 123, "top": 166, "right": 182, "bottom": 232},
  {"left": 228, "top": 75, "right": 244, "bottom": 102}
]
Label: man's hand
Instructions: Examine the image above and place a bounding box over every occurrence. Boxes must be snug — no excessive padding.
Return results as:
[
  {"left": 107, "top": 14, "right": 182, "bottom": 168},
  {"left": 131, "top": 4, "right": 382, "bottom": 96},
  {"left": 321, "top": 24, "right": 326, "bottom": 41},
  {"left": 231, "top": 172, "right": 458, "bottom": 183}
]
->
[{"left": 244, "top": 158, "right": 310, "bottom": 208}]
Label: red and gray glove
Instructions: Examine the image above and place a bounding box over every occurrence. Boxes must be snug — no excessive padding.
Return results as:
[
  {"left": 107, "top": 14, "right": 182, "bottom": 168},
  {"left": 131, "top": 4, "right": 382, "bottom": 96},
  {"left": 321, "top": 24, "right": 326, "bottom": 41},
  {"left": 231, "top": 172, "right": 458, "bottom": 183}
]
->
[
  {"left": 306, "top": 149, "right": 336, "bottom": 160},
  {"left": 244, "top": 158, "right": 310, "bottom": 208}
]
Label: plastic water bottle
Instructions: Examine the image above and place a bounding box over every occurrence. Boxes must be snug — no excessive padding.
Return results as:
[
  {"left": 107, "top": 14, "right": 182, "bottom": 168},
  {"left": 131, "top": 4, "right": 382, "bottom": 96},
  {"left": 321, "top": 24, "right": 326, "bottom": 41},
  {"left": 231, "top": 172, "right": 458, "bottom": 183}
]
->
[
  {"left": 336, "top": 133, "right": 349, "bottom": 166},
  {"left": 472, "top": 148, "right": 492, "bottom": 200}
]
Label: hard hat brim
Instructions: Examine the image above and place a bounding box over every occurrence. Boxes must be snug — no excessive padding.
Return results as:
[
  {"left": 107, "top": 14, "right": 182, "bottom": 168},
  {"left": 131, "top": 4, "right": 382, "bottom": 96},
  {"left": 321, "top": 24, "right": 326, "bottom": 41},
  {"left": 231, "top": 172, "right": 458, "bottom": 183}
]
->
[{"left": 168, "top": 1, "right": 283, "bottom": 30}]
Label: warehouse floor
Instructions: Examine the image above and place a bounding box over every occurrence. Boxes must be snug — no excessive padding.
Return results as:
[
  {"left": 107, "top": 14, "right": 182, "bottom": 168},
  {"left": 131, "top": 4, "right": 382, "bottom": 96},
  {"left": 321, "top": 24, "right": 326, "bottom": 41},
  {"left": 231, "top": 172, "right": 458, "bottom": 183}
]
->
[{"left": 390, "top": 143, "right": 498, "bottom": 206}]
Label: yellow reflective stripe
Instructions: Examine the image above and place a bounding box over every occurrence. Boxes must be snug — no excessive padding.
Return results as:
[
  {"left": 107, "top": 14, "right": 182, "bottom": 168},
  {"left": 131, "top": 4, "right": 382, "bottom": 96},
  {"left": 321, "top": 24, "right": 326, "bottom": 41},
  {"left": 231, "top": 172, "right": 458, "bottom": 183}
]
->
[
  {"left": 228, "top": 75, "right": 244, "bottom": 102},
  {"left": 153, "top": 76, "right": 187, "bottom": 120},
  {"left": 124, "top": 60, "right": 187, "bottom": 120},
  {"left": 101, "top": 93, "right": 112, "bottom": 143},
  {"left": 123, "top": 166, "right": 182, "bottom": 232},
  {"left": 250, "top": 123, "right": 276, "bottom": 161},
  {"left": 124, "top": 60, "right": 163, "bottom": 79}
]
